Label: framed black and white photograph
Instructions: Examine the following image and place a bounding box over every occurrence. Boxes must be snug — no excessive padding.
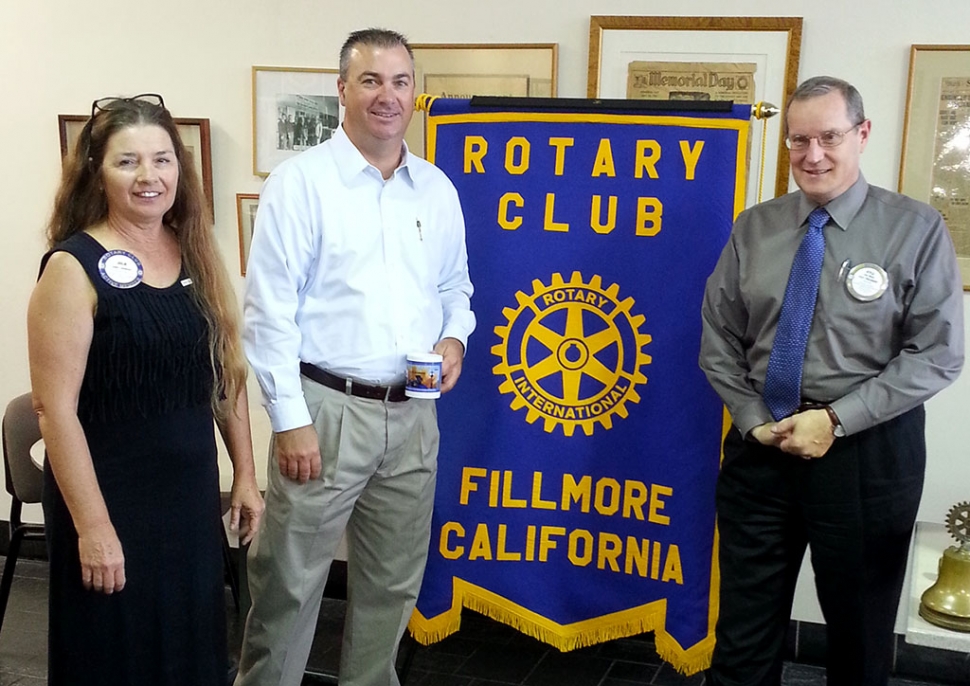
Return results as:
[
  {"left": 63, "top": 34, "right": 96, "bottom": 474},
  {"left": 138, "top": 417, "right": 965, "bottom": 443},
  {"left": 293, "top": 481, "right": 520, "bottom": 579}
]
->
[
  {"left": 58, "top": 114, "right": 215, "bottom": 219},
  {"left": 252, "top": 66, "right": 342, "bottom": 176},
  {"left": 235, "top": 193, "right": 259, "bottom": 276}
]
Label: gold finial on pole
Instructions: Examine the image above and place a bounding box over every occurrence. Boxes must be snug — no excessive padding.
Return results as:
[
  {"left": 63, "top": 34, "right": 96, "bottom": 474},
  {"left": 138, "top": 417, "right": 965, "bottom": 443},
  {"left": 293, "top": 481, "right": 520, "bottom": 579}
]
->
[{"left": 752, "top": 102, "right": 780, "bottom": 120}]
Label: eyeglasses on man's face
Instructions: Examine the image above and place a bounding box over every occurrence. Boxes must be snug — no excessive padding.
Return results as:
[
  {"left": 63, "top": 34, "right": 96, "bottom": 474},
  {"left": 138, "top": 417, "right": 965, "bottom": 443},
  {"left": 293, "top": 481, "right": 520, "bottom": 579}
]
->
[
  {"left": 90, "top": 93, "right": 166, "bottom": 120},
  {"left": 785, "top": 122, "right": 864, "bottom": 151}
]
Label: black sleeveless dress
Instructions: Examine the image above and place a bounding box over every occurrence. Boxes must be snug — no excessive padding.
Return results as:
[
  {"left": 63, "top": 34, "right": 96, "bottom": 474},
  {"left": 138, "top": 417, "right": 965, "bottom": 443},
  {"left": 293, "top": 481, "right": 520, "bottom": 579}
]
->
[{"left": 40, "top": 232, "right": 227, "bottom": 686}]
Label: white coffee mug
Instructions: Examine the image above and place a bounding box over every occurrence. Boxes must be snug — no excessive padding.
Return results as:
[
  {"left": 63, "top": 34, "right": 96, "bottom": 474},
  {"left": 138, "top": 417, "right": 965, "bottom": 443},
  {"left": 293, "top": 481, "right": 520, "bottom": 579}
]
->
[{"left": 405, "top": 352, "right": 443, "bottom": 399}]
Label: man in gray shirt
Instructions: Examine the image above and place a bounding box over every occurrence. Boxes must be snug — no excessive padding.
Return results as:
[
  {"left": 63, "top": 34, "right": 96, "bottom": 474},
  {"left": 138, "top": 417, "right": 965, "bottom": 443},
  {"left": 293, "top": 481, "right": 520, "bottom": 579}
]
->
[{"left": 699, "top": 76, "right": 964, "bottom": 686}]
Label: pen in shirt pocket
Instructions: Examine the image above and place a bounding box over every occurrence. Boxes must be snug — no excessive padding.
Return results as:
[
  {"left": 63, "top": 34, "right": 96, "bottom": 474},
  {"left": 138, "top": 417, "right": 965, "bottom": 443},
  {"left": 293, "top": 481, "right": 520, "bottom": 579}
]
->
[
  {"left": 837, "top": 259, "right": 851, "bottom": 283},
  {"left": 416, "top": 218, "right": 423, "bottom": 241}
]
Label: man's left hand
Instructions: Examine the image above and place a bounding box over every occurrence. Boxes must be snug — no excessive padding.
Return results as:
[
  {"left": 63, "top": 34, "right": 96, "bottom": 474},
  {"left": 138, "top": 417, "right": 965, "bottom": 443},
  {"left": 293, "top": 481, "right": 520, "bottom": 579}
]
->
[
  {"left": 434, "top": 338, "right": 465, "bottom": 393},
  {"left": 772, "top": 409, "right": 835, "bottom": 459}
]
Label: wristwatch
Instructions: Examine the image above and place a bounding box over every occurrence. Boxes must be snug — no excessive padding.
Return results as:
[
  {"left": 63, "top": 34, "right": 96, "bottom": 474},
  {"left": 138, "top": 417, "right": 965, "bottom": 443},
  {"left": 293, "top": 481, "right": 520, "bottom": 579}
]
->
[{"left": 824, "top": 405, "right": 846, "bottom": 437}]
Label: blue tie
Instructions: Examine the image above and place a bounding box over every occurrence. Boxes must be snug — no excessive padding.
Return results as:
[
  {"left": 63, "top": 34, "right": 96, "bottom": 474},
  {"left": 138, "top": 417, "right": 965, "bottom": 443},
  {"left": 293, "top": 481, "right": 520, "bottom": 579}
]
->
[{"left": 762, "top": 207, "right": 830, "bottom": 420}]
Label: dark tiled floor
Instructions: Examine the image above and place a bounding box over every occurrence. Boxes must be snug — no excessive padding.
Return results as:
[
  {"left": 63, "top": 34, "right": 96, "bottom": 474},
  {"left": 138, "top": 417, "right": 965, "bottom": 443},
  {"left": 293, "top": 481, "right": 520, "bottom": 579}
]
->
[
  {"left": 397, "top": 615, "right": 964, "bottom": 686},
  {"left": 0, "top": 557, "right": 966, "bottom": 686}
]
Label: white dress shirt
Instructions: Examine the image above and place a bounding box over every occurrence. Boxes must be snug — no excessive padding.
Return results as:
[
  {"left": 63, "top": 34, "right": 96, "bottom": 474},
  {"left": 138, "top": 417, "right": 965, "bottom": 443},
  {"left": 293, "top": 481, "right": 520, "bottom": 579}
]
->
[{"left": 244, "top": 127, "right": 476, "bottom": 432}]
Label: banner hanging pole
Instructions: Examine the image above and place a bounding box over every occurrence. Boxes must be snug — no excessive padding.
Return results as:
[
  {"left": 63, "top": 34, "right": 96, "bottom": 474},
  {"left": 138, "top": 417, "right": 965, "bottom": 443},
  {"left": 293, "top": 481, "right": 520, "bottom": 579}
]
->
[
  {"left": 414, "top": 95, "right": 782, "bottom": 205},
  {"left": 752, "top": 102, "right": 781, "bottom": 203}
]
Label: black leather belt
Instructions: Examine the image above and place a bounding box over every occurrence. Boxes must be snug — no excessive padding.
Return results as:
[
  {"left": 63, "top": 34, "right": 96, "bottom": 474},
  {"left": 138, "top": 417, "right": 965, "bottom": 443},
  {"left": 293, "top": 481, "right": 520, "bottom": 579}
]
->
[{"left": 299, "top": 362, "right": 408, "bottom": 402}]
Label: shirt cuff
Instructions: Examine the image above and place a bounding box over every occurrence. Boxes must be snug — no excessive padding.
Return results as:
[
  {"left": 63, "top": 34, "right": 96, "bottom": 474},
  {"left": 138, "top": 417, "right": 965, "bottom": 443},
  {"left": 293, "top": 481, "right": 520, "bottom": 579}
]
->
[
  {"left": 266, "top": 396, "right": 313, "bottom": 433},
  {"left": 732, "top": 401, "right": 775, "bottom": 439},
  {"left": 440, "top": 312, "right": 476, "bottom": 354},
  {"left": 829, "top": 396, "right": 871, "bottom": 437}
]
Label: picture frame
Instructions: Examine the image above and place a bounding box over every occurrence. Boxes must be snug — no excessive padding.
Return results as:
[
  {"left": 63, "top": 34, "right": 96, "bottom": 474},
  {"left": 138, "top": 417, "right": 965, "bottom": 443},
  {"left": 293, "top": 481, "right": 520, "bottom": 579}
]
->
[
  {"left": 407, "top": 43, "right": 558, "bottom": 155},
  {"left": 898, "top": 44, "right": 970, "bottom": 290},
  {"left": 57, "top": 114, "right": 215, "bottom": 219},
  {"left": 587, "top": 16, "right": 802, "bottom": 205},
  {"left": 252, "top": 66, "right": 342, "bottom": 176},
  {"left": 235, "top": 193, "right": 260, "bottom": 275}
]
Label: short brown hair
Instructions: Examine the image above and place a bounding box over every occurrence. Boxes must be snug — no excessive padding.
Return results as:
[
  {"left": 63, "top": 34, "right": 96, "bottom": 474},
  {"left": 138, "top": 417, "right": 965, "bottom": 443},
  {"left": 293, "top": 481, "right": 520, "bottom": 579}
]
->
[
  {"left": 339, "top": 28, "right": 414, "bottom": 80},
  {"left": 786, "top": 76, "right": 866, "bottom": 134}
]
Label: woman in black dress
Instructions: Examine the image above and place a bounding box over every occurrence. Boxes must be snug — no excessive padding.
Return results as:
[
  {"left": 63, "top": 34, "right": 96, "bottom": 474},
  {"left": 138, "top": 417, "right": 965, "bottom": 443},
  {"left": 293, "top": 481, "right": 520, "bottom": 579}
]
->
[{"left": 27, "top": 95, "right": 264, "bottom": 685}]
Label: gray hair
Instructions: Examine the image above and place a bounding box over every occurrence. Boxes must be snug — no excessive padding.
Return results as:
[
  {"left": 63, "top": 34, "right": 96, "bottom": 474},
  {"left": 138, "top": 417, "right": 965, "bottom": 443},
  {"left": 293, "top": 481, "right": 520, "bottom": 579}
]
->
[
  {"left": 339, "top": 28, "right": 414, "bottom": 80},
  {"left": 786, "top": 76, "right": 866, "bottom": 132}
]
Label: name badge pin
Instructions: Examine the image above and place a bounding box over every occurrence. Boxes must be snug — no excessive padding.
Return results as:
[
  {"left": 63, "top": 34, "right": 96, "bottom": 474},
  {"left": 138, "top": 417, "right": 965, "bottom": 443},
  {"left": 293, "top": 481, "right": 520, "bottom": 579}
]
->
[
  {"left": 98, "top": 250, "right": 144, "bottom": 289},
  {"left": 845, "top": 263, "right": 889, "bottom": 301}
]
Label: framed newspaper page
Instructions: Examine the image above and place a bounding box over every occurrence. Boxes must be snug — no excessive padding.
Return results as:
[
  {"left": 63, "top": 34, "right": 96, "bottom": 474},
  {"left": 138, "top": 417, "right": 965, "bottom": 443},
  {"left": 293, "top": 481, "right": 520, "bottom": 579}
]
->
[
  {"left": 587, "top": 16, "right": 802, "bottom": 205},
  {"left": 58, "top": 114, "right": 215, "bottom": 220},
  {"left": 899, "top": 45, "right": 970, "bottom": 290},
  {"left": 235, "top": 193, "right": 260, "bottom": 276},
  {"left": 407, "top": 43, "right": 558, "bottom": 156}
]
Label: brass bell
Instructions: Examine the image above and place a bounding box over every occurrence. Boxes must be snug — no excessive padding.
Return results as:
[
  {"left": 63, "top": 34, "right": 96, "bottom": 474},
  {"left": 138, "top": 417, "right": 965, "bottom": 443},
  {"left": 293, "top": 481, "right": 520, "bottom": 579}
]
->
[{"left": 919, "top": 501, "right": 970, "bottom": 632}]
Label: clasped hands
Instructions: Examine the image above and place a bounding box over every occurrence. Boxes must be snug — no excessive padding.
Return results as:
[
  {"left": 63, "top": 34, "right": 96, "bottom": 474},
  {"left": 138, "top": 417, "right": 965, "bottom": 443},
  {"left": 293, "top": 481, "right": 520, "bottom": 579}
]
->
[{"left": 750, "top": 408, "right": 835, "bottom": 459}]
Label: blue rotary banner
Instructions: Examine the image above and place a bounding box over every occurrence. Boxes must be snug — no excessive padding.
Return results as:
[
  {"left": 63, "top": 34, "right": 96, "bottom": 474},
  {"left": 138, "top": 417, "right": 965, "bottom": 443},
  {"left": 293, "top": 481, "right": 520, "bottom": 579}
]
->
[{"left": 411, "top": 98, "right": 749, "bottom": 675}]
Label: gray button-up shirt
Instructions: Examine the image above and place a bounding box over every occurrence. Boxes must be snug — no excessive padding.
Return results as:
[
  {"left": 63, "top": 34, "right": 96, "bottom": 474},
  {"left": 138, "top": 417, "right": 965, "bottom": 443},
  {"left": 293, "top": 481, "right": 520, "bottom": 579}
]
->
[{"left": 699, "top": 174, "right": 964, "bottom": 437}]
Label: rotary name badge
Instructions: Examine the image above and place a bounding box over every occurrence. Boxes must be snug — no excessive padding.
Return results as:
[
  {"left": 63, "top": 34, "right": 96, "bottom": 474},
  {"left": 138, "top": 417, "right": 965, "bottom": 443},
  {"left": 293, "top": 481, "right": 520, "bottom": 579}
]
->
[
  {"left": 845, "top": 263, "right": 888, "bottom": 302},
  {"left": 98, "top": 250, "right": 143, "bottom": 289}
]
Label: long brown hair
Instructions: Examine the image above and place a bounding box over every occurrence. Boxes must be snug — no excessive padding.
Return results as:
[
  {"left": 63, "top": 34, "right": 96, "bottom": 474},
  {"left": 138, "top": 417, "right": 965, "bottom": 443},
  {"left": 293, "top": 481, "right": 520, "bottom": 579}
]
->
[{"left": 47, "top": 97, "right": 246, "bottom": 417}]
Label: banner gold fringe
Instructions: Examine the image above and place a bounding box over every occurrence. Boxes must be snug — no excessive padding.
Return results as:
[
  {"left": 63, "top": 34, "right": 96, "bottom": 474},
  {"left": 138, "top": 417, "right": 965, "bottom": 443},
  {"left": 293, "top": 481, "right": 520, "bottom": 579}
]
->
[
  {"left": 656, "top": 633, "right": 717, "bottom": 676},
  {"left": 409, "top": 579, "right": 714, "bottom": 676},
  {"left": 409, "top": 607, "right": 462, "bottom": 645}
]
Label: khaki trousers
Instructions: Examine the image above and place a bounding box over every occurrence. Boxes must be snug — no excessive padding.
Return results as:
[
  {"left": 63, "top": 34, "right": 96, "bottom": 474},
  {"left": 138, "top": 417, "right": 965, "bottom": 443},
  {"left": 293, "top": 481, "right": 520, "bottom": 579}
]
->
[{"left": 235, "top": 377, "right": 439, "bottom": 686}]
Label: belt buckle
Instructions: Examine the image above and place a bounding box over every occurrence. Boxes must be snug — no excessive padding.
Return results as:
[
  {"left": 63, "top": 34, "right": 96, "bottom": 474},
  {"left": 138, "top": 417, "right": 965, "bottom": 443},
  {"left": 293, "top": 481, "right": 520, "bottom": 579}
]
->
[
  {"left": 344, "top": 377, "right": 353, "bottom": 396},
  {"left": 382, "top": 385, "right": 393, "bottom": 402}
]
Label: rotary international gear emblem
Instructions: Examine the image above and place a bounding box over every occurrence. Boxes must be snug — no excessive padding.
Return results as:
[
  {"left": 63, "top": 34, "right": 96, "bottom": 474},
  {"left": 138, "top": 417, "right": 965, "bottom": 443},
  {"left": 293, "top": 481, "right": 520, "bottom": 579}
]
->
[
  {"left": 491, "top": 272, "right": 652, "bottom": 436},
  {"left": 946, "top": 502, "right": 970, "bottom": 546}
]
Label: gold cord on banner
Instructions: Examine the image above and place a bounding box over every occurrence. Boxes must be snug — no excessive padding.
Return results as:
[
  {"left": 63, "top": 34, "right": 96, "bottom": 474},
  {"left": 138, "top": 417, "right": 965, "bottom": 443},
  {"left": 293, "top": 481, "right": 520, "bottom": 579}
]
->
[
  {"left": 751, "top": 102, "right": 780, "bottom": 203},
  {"left": 414, "top": 94, "right": 438, "bottom": 112}
]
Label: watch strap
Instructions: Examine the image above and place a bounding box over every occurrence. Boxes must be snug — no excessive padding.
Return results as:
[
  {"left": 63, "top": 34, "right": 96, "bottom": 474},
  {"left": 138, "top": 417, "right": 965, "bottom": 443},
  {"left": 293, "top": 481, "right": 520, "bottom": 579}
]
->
[{"left": 824, "top": 405, "right": 845, "bottom": 437}]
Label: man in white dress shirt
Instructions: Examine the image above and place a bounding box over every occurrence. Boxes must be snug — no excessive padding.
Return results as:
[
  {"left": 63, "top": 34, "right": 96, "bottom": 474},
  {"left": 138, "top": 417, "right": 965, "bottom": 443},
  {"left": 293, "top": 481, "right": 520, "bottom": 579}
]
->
[{"left": 235, "top": 28, "right": 475, "bottom": 686}]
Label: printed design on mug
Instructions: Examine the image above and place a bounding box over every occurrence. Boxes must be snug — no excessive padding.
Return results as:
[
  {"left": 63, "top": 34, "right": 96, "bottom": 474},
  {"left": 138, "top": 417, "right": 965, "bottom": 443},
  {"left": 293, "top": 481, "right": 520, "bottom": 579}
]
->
[
  {"left": 406, "top": 354, "right": 442, "bottom": 398},
  {"left": 407, "top": 365, "right": 439, "bottom": 390},
  {"left": 491, "top": 272, "right": 651, "bottom": 436}
]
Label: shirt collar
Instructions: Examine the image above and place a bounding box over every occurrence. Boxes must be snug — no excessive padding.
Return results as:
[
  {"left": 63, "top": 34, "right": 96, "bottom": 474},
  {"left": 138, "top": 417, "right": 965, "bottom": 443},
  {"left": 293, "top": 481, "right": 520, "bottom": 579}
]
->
[
  {"left": 330, "top": 125, "right": 416, "bottom": 188},
  {"left": 797, "top": 173, "right": 868, "bottom": 231}
]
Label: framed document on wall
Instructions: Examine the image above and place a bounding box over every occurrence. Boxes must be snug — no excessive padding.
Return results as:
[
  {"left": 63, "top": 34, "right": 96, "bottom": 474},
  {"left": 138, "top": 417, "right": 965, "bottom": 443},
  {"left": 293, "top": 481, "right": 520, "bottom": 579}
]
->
[
  {"left": 587, "top": 16, "right": 802, "bottom": 205},
  {"left": 235, "top": 193, "right": 259, "bottom": 276},
  {"left": 899, "top": 44, "right": 970, "bottom": 290},
  {"left": 407, "top": 43, "right": 558, "bottom": 155}
]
